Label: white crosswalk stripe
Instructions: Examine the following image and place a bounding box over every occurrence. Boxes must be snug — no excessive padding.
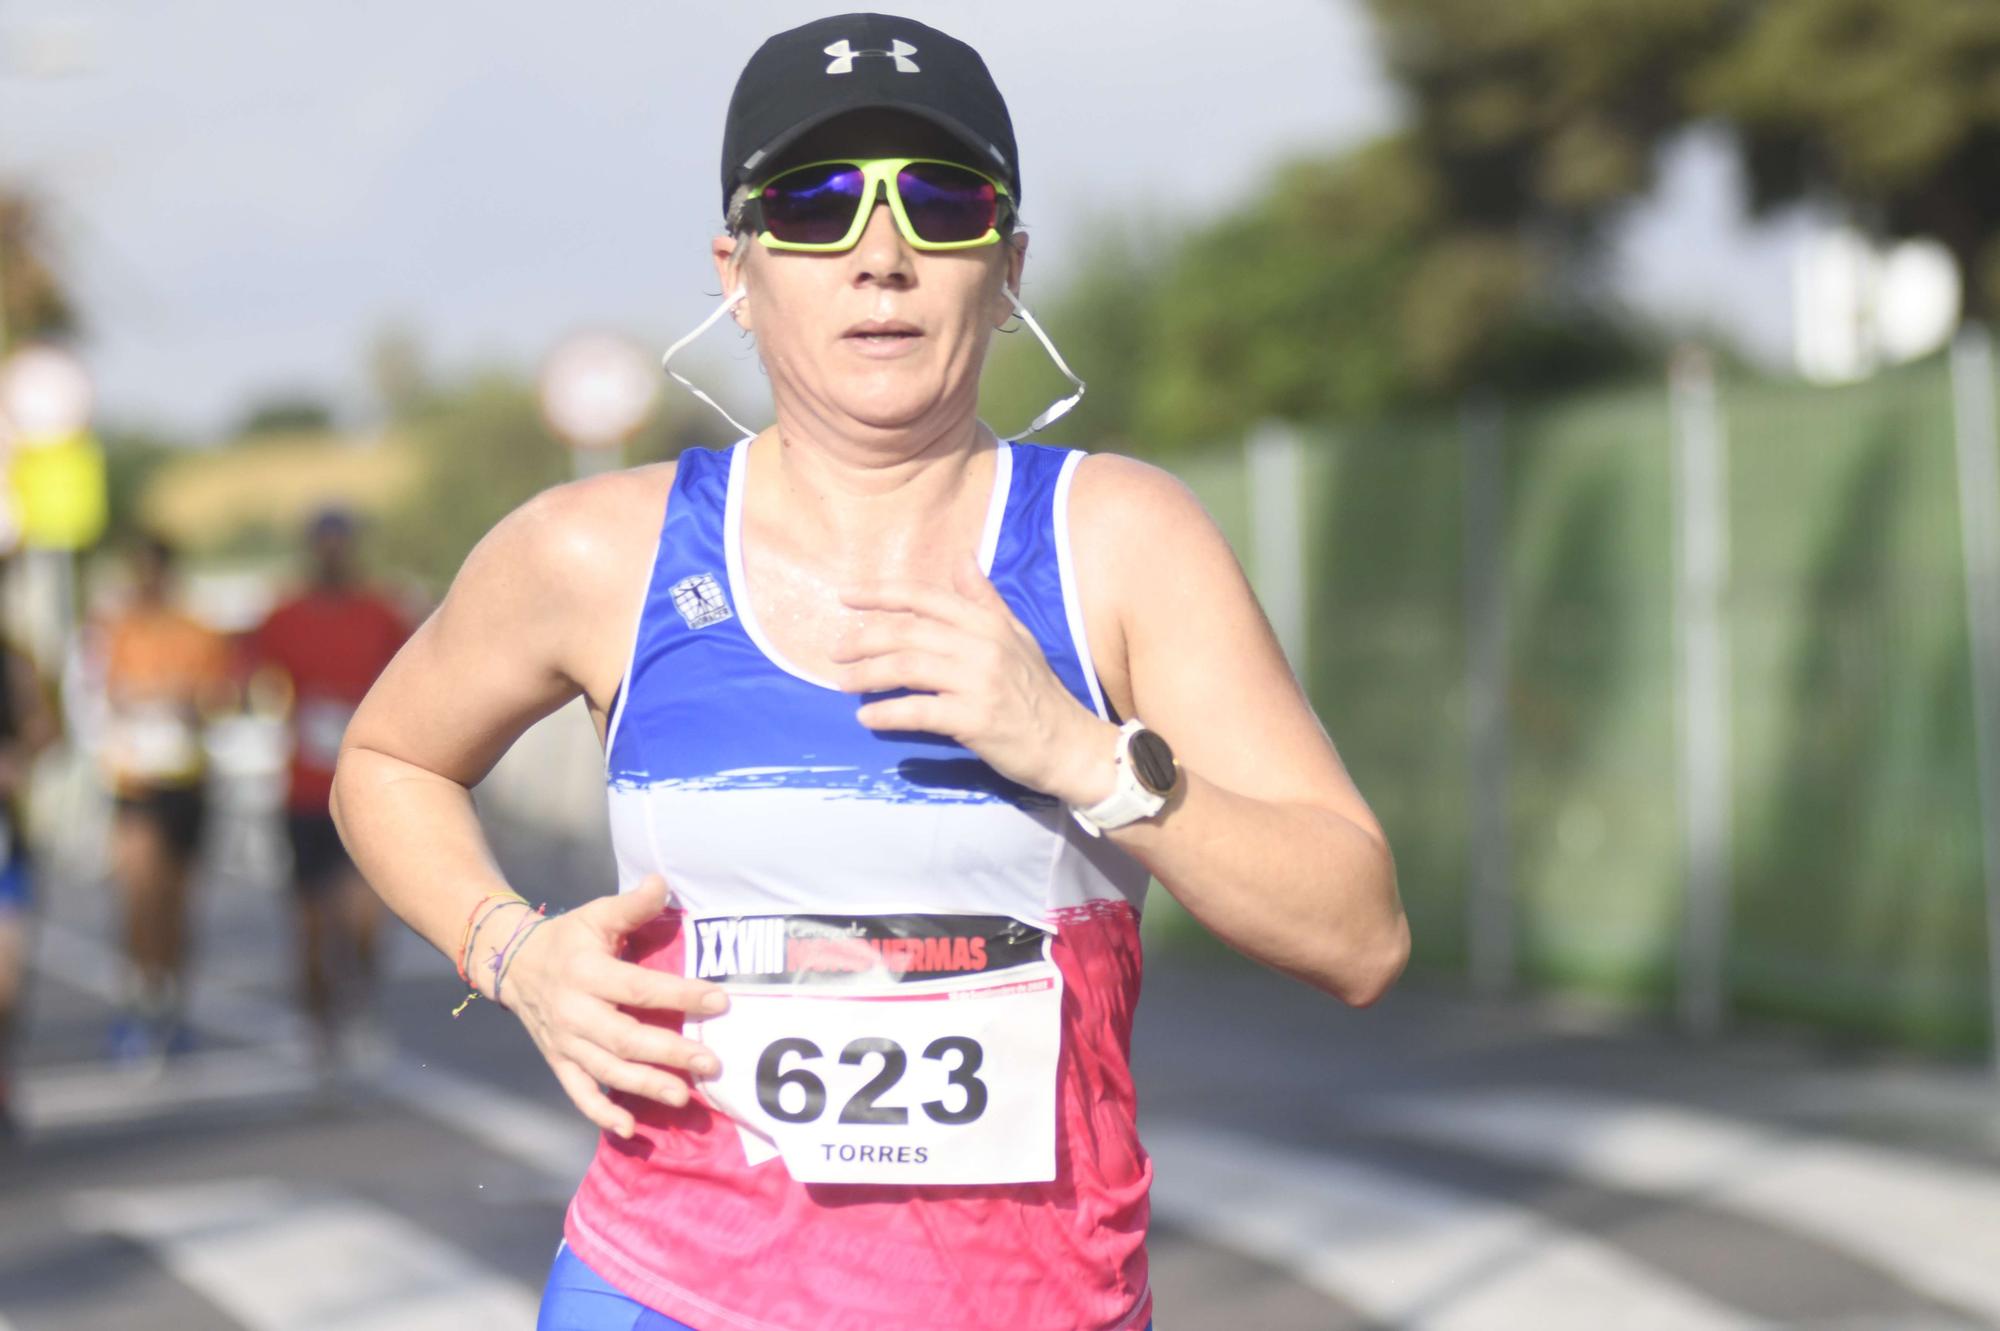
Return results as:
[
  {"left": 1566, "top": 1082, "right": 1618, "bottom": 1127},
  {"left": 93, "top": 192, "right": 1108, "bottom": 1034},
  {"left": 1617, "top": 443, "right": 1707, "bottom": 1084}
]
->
[
  {"left": 31, "top": 919, "right": 598, "bottom": 1178},
  {"left": 1355, "top": 1087, "right": 2000, "bottom": 1324},
  {"left": 19, "top": 1046, "right": 320, "bottom": 1135},
  {"left": 68, "top": 1178, "right": 540, "bottom": 1330},
  {"left": 1146, "top": 1122, "right": 1759, "bottom": 1331}
]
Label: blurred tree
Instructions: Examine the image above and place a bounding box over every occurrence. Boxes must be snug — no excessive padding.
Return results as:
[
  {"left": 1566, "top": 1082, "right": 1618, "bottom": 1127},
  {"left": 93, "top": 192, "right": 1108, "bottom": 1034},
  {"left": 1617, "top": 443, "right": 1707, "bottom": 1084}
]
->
[
  {"left": 233, "top": 394, "right": 337, "bottom": 439},
  {"left": 376, "top": 371, "right": 568, "bottom": 591},
  {"left": 99, "top": 425, "right": 182, "bottom": 543},
  {"left": 1696, "top": 0, "right": 2000, "bottom": 318},
  {"left": 1365, "top": 0, "right": 1731, "bottom": 241},
  {"left": 356, "top": 331, "right": 706, "bottom": 590},
  {"left": 1366, "top": 0, "right": 2000, "bottom": 317},
  {"left": 978, "top": 224, "right": 1170, "bottom": 450},
  {"left": 1137, "top": 143, "right": 1437, "bottom": 446},
  {"left": 625, "top": 395, "right": 716, "bottom": 466},
  {"left": 981, "top": 139, "right": 1647, "bottom": 453},
  {"left": 0, "top": 188, "right": 78, "bottom": 351}
]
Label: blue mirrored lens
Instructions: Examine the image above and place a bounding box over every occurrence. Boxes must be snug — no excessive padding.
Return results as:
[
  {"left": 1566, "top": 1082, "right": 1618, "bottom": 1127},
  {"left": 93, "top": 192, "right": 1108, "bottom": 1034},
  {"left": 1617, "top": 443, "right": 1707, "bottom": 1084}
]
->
[
  {"left": 896, "top": 163, "right": 997, "bottom": 243},
  {"left": 762, "top": 164, "right": 866, "bottom": 244}
]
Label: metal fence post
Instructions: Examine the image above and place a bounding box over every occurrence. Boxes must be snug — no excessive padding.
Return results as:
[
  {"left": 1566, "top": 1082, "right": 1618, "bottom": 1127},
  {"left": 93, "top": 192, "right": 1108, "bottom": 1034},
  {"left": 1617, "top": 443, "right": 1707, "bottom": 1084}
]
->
[
  {"left": 1246, "top": 421, "right": 1307, "bottom": 682},
  {"left": 1462, "top": 396, "right": 1513, "bottom": 996},
  {"left": 1948, "top": 323, "right": 2000, "bottom": 1075},
  {"left": 1670, "top": 346, "right": 1733, "bottom": 1037}
]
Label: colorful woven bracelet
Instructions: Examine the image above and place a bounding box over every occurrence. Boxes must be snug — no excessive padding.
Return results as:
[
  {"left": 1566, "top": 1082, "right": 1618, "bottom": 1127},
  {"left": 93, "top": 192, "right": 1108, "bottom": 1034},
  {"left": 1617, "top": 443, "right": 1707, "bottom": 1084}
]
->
[
  {"left": 455, "top": 892, "right": 525, "bottom": 982},
  {"left": 492, "top": 915, "right": 550, "bottom": 1007},
  {"left": 484, "top": 903, "right": 543, "bottom": 985},
  {"left": 458, "top": 896, "right": 530, "bottom": 982}
]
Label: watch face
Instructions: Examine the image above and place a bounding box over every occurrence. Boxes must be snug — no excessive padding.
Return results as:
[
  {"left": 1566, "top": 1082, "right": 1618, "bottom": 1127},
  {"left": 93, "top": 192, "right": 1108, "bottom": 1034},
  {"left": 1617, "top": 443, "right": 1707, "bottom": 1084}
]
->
[{"left": 1128, "top": 729, "right": 1177, "bottom": 796}]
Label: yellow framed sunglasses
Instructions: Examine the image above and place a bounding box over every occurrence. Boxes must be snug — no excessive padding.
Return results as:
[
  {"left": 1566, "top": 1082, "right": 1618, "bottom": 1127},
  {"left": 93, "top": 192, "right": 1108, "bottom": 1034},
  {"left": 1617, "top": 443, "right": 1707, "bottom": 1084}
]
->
[{"left": 741, "top": 157, "right": 1014, "bottom": 252}]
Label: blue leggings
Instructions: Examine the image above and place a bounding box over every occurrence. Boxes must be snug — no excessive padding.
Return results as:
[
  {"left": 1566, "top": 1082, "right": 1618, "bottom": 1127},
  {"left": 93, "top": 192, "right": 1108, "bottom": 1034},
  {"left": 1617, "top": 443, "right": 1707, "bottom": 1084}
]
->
[
  {"left": 537, "top": 1241, "right": 1153, "bottom": 1331},
  {"left": 538, "top": 1243, "right": 698, "bottom": 1330}
]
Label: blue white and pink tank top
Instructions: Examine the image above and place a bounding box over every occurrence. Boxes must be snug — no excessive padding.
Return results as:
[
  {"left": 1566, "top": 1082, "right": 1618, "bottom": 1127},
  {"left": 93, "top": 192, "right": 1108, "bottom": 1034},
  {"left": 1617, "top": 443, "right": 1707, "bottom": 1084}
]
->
[{"left": 564, "top": 439, "right": 1154, "bottom": 1331}]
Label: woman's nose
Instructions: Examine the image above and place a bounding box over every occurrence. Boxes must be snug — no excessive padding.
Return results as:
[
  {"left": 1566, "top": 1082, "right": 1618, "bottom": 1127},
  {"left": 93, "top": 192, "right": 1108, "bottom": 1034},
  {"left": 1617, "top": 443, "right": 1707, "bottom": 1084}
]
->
[{"left": 850, "top": 199, "right": 913, "bottom": 286}]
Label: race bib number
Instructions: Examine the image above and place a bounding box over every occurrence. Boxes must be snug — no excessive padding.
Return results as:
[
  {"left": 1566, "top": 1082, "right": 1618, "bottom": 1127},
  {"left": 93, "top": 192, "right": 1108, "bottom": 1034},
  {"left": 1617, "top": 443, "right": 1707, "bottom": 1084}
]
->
[
  {"left": 108, "top": 704, "right": 202, "bottom": 781},
  {"left": 685, "top": 913, "right": 1062, "bottom": 1186},
  {"left": 294, "top": 697, "right": 356, "bottom": 768}
]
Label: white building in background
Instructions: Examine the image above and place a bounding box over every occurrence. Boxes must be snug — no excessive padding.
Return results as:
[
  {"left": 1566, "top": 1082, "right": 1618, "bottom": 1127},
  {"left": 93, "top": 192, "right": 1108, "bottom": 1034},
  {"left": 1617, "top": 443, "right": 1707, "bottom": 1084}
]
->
[{"left": 1795, "top": 225, "right": 1962, "bottom": 384}]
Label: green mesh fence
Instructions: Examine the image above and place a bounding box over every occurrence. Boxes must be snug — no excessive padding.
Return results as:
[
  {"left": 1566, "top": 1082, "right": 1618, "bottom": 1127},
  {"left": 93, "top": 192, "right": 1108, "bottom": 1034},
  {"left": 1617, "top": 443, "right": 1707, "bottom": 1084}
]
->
[{"left": 1164, "top": 352, "right": 1991, "bottom": 1051}]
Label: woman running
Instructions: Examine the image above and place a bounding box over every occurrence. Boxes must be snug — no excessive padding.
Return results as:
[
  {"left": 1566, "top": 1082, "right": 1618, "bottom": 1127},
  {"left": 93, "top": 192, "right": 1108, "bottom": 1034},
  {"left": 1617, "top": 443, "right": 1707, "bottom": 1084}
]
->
[{"left": 333, "top": 14, "right": 1407, "bottom": 1330}]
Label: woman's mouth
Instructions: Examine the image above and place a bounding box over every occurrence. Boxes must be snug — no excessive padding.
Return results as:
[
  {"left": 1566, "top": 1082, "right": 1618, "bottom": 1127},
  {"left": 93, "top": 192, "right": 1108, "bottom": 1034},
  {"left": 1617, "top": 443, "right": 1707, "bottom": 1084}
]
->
[
  {"left": 843, "top": 320, "right": 922, "bottom": 345},
  {"left": 841, "top": 320, "right": 924, "bottom": 358}
]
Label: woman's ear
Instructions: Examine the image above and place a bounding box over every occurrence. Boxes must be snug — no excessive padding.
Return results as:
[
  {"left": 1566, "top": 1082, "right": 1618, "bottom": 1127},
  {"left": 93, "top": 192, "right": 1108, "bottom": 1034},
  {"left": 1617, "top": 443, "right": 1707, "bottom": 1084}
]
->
[
  {"left": 992, "top": 231, "right": 1029, "bottom": 328},
  {"left": 712, "top": 234, "right": 752, "bottom": 330}
]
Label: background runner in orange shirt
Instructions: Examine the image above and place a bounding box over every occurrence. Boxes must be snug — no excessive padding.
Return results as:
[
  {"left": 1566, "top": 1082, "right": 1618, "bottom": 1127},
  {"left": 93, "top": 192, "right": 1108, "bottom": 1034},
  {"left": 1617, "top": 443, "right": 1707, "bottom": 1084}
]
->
[
  {"left": 99, "top": 534, "right": 232, "bottom": 1060},
  {"left": 247, "top": 509, "right": 410, "bottom": 1066}
]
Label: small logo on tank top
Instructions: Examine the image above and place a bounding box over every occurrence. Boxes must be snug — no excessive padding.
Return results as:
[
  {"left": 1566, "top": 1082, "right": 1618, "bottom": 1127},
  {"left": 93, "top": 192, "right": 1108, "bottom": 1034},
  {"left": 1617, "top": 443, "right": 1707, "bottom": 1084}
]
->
[{"left": 670, "top": 572, "right": 732, "bottom": 630}]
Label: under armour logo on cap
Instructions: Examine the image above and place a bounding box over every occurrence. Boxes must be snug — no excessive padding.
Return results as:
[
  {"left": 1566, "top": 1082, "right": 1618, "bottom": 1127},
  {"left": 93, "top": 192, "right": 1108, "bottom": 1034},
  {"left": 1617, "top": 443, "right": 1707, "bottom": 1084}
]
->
[{"left": 824, "top": 38, "right": 918, "bottom": 75}]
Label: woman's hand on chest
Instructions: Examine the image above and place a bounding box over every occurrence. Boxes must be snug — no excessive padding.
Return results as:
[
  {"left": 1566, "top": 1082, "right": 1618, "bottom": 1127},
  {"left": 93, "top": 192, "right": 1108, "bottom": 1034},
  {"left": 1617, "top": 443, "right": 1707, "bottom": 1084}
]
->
[{"left": 833, "top": 552, "right": 1119, "bottom": 808}]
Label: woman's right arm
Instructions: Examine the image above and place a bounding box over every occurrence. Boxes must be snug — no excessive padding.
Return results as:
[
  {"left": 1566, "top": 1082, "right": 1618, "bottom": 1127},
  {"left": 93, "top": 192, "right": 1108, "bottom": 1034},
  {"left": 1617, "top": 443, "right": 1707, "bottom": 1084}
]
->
[{"left": 332, "top": 469, "right": 728, "bottom": 1138}]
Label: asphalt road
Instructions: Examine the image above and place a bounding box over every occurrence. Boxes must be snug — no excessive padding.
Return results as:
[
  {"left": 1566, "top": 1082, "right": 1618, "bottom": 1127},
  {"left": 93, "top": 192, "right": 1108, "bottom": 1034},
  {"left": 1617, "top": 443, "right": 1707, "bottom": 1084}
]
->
[{"left": 7, "top": 797, "right": 2000, "bottom": 1330}]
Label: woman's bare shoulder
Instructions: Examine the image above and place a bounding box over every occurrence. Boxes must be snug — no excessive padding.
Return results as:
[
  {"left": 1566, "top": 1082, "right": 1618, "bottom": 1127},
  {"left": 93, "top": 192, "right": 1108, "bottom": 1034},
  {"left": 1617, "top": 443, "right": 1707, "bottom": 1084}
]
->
[
  {"left": 411, "top": 460, "right": 682, "bottom": 711},
  {"left": 1067, "top": 450, "right": 1201, "bottom": 524},
  {"left": 1065, "top": 449, "right": 1228, "bottom": 583},
  {"left": 468, "top": 461, "right": 679, "bottom": 598}
]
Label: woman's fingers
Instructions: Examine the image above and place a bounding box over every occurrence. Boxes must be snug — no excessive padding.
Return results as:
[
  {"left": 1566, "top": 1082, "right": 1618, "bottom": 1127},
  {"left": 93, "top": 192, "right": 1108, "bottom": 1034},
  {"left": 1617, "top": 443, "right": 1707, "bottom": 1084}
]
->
[
  {"left": 589, "top": 954, "right": 729, "bottom": 1016},
  {"left": 571, "top": 1040, "right": 694, "bottom": 1110},
  {"left": 836, "top": 650, "right": 960, "bottom": 697},
  {"left": 855, "top": 692, "right": 955, "bottom": 736},
  {"left": 552, "top": 1058, "right": 637, "bottom": 1139},
  {"left": 591, "top": 1006, "right": 721, "bottom": 1078},
  {"left": 829, "top": 614, "right": 962, "bottom": 665},
  {"left": 507, "top": 883, "right": 736, "bottom": 1136},
  {"left": 951, "top": 550, "right": 1011, "bottom": 611},
  {"left": 572, "top": 876, "right": 671, "bottom": 943}
]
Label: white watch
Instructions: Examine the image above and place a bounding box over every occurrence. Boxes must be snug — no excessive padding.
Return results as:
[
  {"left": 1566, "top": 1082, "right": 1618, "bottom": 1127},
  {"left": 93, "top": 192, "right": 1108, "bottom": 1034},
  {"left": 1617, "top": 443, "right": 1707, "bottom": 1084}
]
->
[{"left": 1070, "top": 719, "right": 1180, "bottom": 837}]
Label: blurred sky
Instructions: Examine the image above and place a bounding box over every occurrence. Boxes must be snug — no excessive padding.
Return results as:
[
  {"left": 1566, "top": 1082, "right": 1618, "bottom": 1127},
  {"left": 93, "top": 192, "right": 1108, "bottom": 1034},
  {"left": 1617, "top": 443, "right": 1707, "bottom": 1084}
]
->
[{"left": 2, "top": 0, "right": 1807, "bottom": 438}]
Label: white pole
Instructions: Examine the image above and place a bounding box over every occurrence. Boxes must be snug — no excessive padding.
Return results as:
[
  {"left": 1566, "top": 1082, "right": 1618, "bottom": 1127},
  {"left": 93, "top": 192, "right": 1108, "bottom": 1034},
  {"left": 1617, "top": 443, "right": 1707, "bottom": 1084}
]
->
[
  {"left": 1948, "top": 323, "right": 2000, "bottom": 1074},
  {"left": 1670, "top": 345, "right": 1733, "bottom": 1037},
  {"left": 1246, "top": 420, "right": 1307, "bottom": 681},
  {"left": 1462, "top": 396, "right": 1512, "bottom": 996},
  {"left": 571, "top": 445, "right": 621, "bottom": 481}
]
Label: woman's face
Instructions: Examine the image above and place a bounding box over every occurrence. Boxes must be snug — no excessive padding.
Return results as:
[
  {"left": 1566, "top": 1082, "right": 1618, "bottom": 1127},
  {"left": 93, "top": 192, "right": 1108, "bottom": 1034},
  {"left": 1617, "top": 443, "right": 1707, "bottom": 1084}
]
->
[{"left": 711, "top": 119, "right": 1026, "bottom": 438}]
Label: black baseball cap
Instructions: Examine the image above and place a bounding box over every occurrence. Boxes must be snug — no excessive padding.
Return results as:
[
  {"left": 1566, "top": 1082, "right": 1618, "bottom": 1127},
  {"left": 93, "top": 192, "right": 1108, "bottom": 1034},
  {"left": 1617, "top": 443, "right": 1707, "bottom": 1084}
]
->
[{"left": 719, "top": 13, "right": 1020, "bottom": 216}]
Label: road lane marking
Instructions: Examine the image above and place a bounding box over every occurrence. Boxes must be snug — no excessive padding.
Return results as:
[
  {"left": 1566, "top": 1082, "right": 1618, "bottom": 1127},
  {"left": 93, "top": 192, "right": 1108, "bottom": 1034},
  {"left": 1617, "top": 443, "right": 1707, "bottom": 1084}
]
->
[
  {"left": 34, "top": 919, "right": 598, "bottom": 1180},
  {"left": 69, "top": 1178, "right": 539, "bottom": 1330},
  {"left": 1145, "top": 1122, "right": 1757, "bottom": 1331},
  {"left": 20, "top": 1046, "right": 320, "bottom": 1135},
  {"left": 1356, "top": 1088, "right": 2000, "bottom": 1324},
  {"left": 374, "top": 1058, "right": 595, "bottom": 1182}
]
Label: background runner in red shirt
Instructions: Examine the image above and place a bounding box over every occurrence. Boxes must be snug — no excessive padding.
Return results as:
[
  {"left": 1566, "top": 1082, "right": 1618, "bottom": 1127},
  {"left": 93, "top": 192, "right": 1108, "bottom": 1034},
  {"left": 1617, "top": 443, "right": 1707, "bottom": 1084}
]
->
[{"left": 247, "top": 508, "right": 410, "bottom": 1066}]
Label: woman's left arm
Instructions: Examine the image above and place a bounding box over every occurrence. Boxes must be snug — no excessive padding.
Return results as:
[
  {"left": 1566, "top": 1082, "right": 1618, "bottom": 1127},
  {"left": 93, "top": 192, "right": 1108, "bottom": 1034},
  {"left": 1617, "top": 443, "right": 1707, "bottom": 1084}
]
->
[
  {"left": 1067, "top": 454, "right": 1405, "bottom": 1004},
  {"left": 834, "top": 453, "right": 1407, "bottom": 1006}
]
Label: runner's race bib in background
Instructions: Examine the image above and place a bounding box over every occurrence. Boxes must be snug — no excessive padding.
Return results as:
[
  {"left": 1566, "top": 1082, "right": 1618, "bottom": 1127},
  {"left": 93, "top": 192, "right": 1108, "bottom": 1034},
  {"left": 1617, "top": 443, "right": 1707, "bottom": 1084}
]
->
[
  {"left": 107, "top": 703, "right": 202, "bottom": 782},
  {"left": 294, "top": 697, "right": 356, "bottom": 769},
  {"left": 685, "top": 913, "right": 1062, "bottom": 1186}
]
